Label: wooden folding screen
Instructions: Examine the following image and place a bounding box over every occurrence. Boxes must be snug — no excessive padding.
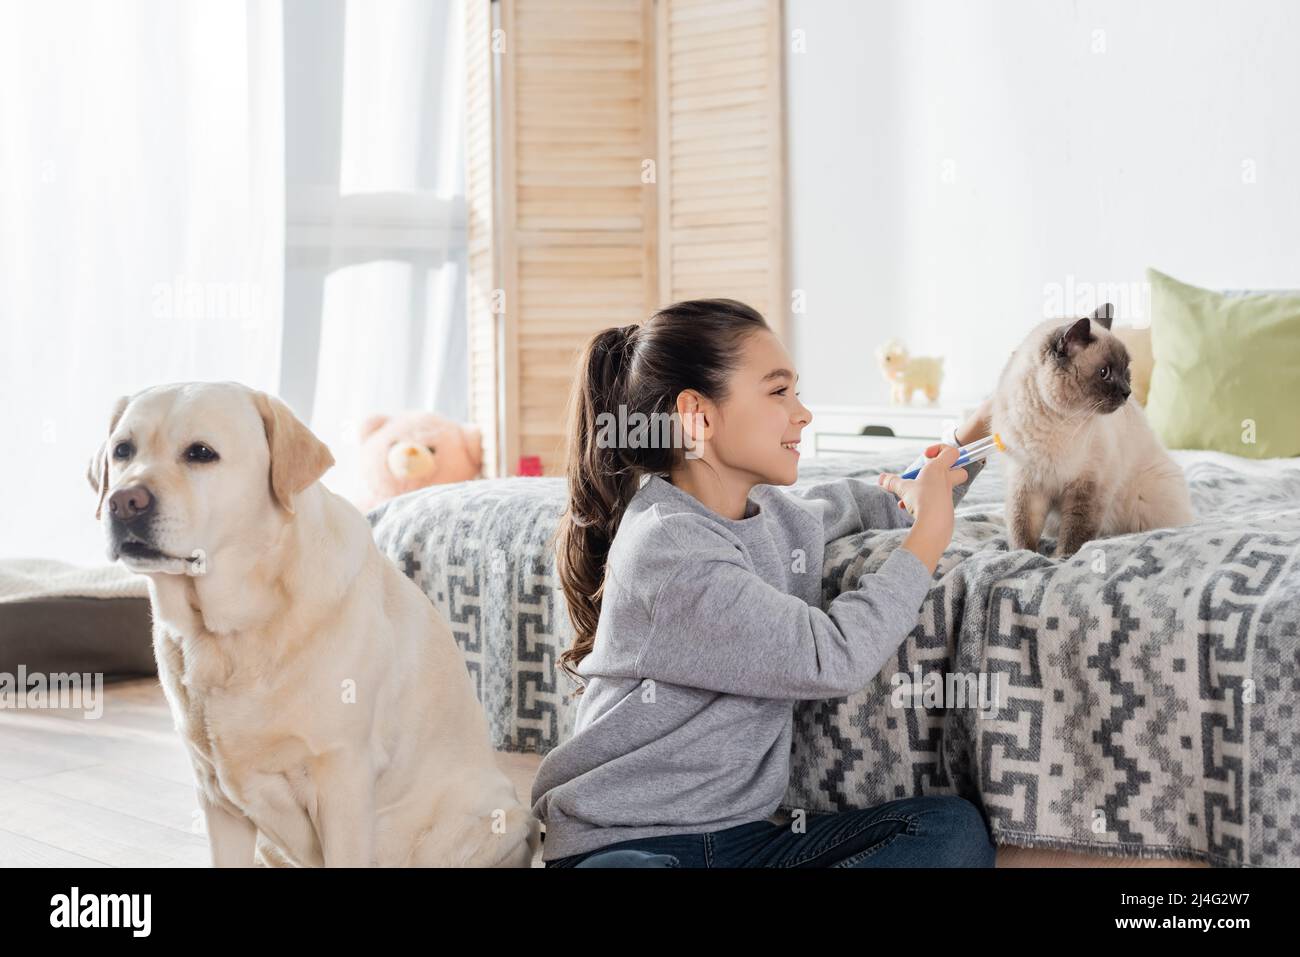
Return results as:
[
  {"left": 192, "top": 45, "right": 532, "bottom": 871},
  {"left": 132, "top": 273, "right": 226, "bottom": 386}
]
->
[
  {"left": 466, "top": 0, "right": 784, "bottom": 477},
  {"left": 656, "top": 0, "right": 785, "bottom": 322}
]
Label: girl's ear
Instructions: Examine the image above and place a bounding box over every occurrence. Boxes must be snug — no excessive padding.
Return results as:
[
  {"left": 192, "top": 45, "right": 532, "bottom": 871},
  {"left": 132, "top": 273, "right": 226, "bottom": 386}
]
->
[
  {"left": 675, "top": 389, "right": 713, "bottom": 451},
  {"left": 675, "top": 389, "right": 709, "bottom": 425}
]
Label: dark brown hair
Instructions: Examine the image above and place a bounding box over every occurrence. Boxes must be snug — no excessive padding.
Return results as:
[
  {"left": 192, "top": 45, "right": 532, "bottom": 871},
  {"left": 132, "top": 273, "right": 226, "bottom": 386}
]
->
[{"left": 554, "top": 299, "right": 770, "bottom": 693}]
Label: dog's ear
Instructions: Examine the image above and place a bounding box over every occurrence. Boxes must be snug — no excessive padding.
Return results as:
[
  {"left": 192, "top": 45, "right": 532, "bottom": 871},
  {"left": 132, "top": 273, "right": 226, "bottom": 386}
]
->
[
  {"left": 254, "top": 391, "right": 335, "bottom": 515},
  {"left": 92, "top": 396, "right": 131, "bottom": 520}
]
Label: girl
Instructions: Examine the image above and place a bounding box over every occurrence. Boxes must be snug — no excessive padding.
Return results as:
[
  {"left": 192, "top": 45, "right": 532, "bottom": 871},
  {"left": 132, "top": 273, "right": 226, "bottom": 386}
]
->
[{"left": 532, "top": 299, "right": 996, "bottom": 868}]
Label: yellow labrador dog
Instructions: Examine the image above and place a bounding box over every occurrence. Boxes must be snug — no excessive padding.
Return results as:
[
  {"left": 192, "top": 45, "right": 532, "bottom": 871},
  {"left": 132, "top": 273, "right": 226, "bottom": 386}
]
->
[{"left": 89, "top": 382, "right": 538, "bottom": 867}]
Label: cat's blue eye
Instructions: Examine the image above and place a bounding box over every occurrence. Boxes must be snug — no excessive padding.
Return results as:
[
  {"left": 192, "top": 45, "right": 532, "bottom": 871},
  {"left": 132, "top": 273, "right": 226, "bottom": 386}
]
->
[{"left": 1099, "top": 365, "right": 1110, "bottom": 379}]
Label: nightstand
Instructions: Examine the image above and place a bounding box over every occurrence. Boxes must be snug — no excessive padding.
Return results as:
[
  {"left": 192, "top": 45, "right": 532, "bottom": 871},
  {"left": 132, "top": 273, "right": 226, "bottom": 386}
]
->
[{"left": 806, "top": 401, "right": 982, "bottom": 458}]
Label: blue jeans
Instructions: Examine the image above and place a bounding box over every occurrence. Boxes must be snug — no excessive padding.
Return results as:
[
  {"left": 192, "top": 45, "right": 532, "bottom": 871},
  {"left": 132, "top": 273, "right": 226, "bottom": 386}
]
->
[{"left": 545, "top": 795, "right": 995, "bottom": 868}]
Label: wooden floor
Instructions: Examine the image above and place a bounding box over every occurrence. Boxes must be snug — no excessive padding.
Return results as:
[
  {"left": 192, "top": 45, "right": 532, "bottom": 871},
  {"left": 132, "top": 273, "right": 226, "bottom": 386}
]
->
[{"left": 0, "top": 678, "right": 1204, "bottom": 868}]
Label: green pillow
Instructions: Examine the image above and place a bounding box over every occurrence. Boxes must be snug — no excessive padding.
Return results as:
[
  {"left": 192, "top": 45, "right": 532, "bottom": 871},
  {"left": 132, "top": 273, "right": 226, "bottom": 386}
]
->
[{"left": 1144, "top": 267, "right": 1300, "bottom": 459}]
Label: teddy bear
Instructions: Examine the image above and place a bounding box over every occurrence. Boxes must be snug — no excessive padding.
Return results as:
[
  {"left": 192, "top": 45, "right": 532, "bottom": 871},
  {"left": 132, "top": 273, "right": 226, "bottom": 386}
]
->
[
  {"left": 359, "top": 411, "right": 483, "bottom": 510},
  {"left": 874, "top": 339, "right": 945, "bottom": 405}
]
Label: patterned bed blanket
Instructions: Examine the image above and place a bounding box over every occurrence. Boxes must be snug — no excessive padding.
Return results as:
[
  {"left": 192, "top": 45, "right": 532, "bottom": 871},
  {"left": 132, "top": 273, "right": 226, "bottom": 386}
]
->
[{"left": 368, "top": 448, "right": 1300, "bottom": 867}]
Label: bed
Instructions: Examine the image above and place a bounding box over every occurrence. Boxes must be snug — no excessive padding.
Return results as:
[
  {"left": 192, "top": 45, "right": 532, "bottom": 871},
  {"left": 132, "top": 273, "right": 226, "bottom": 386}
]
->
[{"left": 368, "top": 445, "right": 1300, "bottom": 867}]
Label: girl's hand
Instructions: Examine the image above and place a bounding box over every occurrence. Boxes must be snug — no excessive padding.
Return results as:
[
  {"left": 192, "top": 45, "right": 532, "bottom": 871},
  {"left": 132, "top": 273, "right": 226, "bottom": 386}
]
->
[
  {"left": 955, "top": 396, "right": 994, "bottom": 446},
  {"left": 879, "top": 444, "right": 969, "bottom": 574},
  {"left": 877, "top": 444, "right": 968, "bottom": 523},
  {"left": 900, "top": 396, "right": 994, "bottom": 479}
]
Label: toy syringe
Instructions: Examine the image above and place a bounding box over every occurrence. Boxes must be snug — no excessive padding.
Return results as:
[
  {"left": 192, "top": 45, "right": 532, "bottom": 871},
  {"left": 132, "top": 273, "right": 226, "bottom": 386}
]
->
[{"left": 899, "top": 433, "right": 1006, "bottom": 480}]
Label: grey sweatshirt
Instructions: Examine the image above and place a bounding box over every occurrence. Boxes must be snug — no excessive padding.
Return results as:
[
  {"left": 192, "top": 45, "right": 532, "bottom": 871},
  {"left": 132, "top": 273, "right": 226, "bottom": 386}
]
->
[{"left": 531, "top": 458, "right": 985, "bottom": 862}]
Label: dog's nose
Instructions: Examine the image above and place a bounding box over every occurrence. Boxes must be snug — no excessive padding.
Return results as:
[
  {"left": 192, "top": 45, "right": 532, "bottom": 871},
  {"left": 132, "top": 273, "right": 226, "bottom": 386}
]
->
[{"left": 109, "top": 485, "right": 154, "bottom": 522}]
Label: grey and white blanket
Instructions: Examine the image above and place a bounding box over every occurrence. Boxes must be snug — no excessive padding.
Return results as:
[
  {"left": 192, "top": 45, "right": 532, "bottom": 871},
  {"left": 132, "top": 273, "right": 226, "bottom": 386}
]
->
[{"left": 368, "top": 448, "right": 1300, "bottom": 867}]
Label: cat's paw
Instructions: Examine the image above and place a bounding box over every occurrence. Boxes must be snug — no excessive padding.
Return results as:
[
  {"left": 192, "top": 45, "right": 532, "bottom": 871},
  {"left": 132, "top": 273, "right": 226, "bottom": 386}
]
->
[
  {"left": 1008, "top": 534, "right": 1039, "bottom": 553},
  {"left": 1053, "top": 541, "right": 1084, "bottom": 560}
]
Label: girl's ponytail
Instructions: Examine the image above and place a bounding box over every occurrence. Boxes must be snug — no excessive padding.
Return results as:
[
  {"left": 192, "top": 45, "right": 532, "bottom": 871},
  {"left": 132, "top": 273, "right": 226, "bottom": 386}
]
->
[
  {"left": 556, "top": 325, "right": 645, "bottom": 690},
  {"left": 554, "top": 300, "right": 769, "bottom": 694}
]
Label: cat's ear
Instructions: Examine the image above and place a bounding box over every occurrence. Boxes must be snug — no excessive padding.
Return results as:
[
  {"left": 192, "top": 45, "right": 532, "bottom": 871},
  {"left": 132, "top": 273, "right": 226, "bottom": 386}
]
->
[
  {"left": 1054, "top": 316, "right": 1095, "bottom": 357},
  {"left": 1091, "top": 303, "right": 1114, "bottom": 330}
]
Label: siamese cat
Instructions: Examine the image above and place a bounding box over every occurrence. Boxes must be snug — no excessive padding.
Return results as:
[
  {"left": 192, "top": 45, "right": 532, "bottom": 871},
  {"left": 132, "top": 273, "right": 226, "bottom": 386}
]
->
[{"left": 992, "top": 303, "right": 1194, "bottom": 559}]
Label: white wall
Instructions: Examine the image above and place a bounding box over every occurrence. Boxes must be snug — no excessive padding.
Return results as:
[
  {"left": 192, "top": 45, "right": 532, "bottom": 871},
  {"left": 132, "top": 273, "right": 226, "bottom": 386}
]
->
[{"left": 785, "top": 0, "right": 1300, "bottom": 408}]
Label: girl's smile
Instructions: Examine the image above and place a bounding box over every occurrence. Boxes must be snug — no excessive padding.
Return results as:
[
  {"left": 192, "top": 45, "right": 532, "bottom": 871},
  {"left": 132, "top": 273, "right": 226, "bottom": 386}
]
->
[{"left": 670, "top": 329, "right": 812, "bottom": 516}]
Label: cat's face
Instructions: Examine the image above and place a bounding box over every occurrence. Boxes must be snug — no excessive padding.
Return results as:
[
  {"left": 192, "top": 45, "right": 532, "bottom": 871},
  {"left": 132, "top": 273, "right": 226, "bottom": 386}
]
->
[{"left": 1034, "top": 303, "right": 1132, "bottom": 415}]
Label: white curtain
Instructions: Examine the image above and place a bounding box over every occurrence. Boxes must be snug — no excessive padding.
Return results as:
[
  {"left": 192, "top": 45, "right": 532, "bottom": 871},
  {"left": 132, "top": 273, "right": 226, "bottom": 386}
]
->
[
  {"left": 290, "top": 0, "right": 467, "bottom": 507},
  {"left": 0, "top": 0, "right": 284, "bottom": 565}
]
